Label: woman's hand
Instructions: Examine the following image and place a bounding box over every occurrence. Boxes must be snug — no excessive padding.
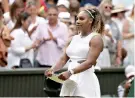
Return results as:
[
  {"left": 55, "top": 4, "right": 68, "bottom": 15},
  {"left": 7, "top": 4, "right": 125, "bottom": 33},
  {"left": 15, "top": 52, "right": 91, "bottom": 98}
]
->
[
  {"left": 45, "top": 68, "right": 54, "bottom": 77},
  {"left": 31, "top": 38, "right": 46, "bottom": 49},
  {"left": 58, "top": 71, "right": 71, "bottom": 81},
  {"left": 31, "top": 40, "right": 41, "bottom": 49},
  {"left": 25, "top": 40, "right": 39, "bottom": 51}
]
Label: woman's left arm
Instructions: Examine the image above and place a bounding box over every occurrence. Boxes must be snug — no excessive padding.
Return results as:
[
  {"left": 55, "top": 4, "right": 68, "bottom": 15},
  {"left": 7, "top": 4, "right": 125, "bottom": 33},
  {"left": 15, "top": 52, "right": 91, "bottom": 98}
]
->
[{"left": 72, "top": 35, "right": 103, "bottom": 74}]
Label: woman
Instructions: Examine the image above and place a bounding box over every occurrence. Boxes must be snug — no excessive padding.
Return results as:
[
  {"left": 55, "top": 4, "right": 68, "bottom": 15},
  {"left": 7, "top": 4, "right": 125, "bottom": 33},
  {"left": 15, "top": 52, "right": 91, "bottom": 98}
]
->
[
  {"left": 122, "top": 5, "right": 134, "bottom": 66},
  {"left": 7, "top": 12, "right": 35, "bottom": 69},
  {"left": 3, "top": 0, "right": 25, "bottom": 30},
  {"left": 94, "top": 24, "right": 111, "bottom": 68},
  {"left": 45, "top": 8, "right": 104, "bottom": 97},
  {"left": 26, "top": 0, "right": 47, "bottom": 41}
]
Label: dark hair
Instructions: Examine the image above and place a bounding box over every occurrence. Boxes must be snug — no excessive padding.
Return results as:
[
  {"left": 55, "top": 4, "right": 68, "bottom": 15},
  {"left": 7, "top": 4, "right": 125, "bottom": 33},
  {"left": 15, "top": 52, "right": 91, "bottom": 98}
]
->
[
  {"left": 12, "top": 12, "right": 30, "bottom": 31},
  {"left": 10, "top": 1, "right": 24, "bottom": 21},
  {"left": 85, "top": 8, "right": 104, "bottom": 35}
]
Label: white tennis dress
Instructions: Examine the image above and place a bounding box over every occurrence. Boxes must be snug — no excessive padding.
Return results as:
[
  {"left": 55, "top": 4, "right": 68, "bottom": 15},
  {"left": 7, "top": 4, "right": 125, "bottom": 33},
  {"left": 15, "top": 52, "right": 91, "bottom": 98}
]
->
[{"left": 60, "top": 33, "right": 101, "bottom": 98}]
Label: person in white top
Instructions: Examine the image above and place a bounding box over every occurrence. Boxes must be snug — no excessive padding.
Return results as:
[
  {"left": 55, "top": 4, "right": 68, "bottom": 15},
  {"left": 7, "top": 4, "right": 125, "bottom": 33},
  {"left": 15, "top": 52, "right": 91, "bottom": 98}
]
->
[
  {"left": 25, "top": 1, "right": 47, "bottom": 67},
  {"left": 122, "top": 5, "right": 134, "bottom": 66},
  {"left": 7, "top": 12, "right": 36, "bottom": 69},
  {"left": 95, "top": 24, "right": 111, "bottom": 68},
  {"left": 45, "top": 8, "right": 104, "bottom": 98},
  {"left": 26, "top": 0, "right": 47, "bottom": 42},
  {"left": 3, "top": 1, "right": 25, "bottom": 30}
]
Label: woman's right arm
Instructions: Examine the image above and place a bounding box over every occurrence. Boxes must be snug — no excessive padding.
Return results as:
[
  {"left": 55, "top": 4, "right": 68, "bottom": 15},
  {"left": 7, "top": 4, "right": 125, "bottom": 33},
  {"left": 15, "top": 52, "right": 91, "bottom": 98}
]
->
[{"left": 51, "top": 38, "right": 72, "bottom": 72}]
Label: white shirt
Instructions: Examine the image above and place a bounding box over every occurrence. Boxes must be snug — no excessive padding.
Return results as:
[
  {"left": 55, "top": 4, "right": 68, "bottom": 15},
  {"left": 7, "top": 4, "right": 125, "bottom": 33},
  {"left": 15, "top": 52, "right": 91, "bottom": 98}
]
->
[
  {"left": 7, "top": 28, "right": 34, "bottom": 69},
  {"left": 36, "top": 21, "right": 68, "bottom": 66}
]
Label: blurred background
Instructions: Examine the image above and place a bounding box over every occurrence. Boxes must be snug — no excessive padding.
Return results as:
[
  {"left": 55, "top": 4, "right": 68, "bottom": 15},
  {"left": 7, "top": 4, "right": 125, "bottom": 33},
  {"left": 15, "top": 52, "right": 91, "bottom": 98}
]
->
[{"left": 0, "top": 0, "right": 134, "bottom": 97}]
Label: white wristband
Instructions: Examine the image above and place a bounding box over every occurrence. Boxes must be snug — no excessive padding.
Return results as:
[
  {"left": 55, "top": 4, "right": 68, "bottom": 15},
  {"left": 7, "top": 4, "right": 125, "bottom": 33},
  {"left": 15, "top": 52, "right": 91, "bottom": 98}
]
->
[{"left": 69, "top": 69, "right": 74, "bottom": 75}]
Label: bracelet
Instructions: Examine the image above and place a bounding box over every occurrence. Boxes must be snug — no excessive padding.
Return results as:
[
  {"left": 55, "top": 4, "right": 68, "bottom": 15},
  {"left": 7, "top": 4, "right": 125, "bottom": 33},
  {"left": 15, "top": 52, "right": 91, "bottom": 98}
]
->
[
  {"left": 50, "top": 68, "right": 54, "bottom": 74},
  {"left": 68, "top": 69, "right": 74, "bottom": 75}
]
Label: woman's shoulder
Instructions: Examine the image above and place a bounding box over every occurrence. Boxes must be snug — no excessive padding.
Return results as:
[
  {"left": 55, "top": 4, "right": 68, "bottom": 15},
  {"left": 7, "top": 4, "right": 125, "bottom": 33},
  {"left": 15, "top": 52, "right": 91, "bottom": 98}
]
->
[
  {"left": 90, "top": 33, "right": 104, "bottom": 50},
  {"left": 91, "top": 32, "right": 100, "bottom": 35},
  {"left": 90, "top": 32, "right": 103, "bottom": 42},
  {"left": 87, "top": 32, "right": 103, "bottom": 44}
]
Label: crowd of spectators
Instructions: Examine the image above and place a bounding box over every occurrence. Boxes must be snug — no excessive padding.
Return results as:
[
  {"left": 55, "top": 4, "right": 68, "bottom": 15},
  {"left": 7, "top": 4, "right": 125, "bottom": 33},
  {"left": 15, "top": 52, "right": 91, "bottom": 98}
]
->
[{"left": 0, "top": 0, "right": 134, "bottom": 69}]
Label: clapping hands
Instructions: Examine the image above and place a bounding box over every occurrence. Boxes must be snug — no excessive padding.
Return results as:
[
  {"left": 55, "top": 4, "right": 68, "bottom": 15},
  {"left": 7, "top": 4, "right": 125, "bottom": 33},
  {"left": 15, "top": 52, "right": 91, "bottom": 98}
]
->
[{"left": 32, "top": 38, "right": 52, "bottom": 49}]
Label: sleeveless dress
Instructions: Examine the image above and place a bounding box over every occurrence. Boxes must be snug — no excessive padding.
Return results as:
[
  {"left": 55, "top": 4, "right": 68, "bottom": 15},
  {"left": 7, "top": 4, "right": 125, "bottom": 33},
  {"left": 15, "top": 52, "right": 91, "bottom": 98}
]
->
[
  {"left": 60, "top": 33, "right": 101, "bottom": 98},
  {"left": 123, "top": 17, "right": 134, "bottom": 66}
]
